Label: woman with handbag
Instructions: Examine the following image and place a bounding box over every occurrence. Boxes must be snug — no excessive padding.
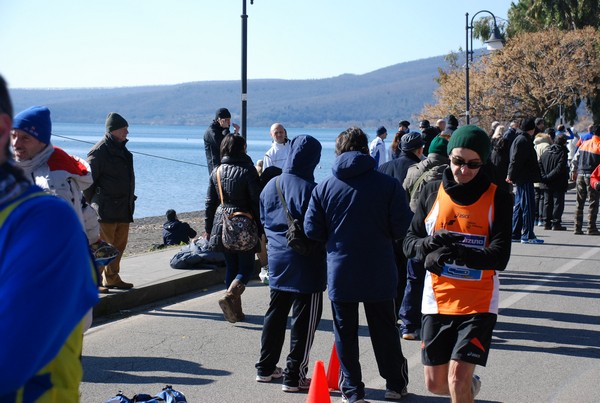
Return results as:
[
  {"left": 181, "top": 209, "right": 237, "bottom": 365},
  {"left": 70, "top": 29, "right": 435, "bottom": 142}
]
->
[{"left": 204, "top": 134, "right": 262, "bottom": 323}]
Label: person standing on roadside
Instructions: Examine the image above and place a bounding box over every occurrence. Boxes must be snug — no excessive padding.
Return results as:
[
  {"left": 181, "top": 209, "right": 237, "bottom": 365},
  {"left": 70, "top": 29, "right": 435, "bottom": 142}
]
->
[
  {"left": 399, "top": 136, "right": 449, "bottom": 340},
  {"left": 257, "top": 123, "right": 289, "bottom": 284},
  {"left": 369, "top": 125, "right": 388, "bottom": 167},
  {"left": 305, "top": 127, "right": 410, "bottom": 403},
  {"left": 0, "top": 75, "right": 98, "bottom": 401},
  {"left": 419, "top": 119, "right": 439, "bottom": 156},
  {"left": 255, "top": 135, "right": 326, "bottom": 393},
  {"left": 204, "top": 107, "right": 240, "bottom": 174},
  {"left": 507, "top": 117, "right": 544, "bottom": 244},
  {"left": 204, "top": 134, "right": 262, "bottom": 323},
  {"left": 379, "top": 131, "right": 424, "bottom": 320},
  {"left": 11, "top": 105, "right": 118, "bottom": 296},
  {"left": 84, "top": 112, "right": 136, "bottom": 290},
  {"left": 262, "top": 123, "right": 290, "bottom": 169},
  {"left": 403, "top": 125, "right": 512, "bottom": 403},
  {"left": 570, "top": 124, "right": 600, "bottom": 235},
  {"left": 539, "top": 134, "right": 569, "bottom": 231}
]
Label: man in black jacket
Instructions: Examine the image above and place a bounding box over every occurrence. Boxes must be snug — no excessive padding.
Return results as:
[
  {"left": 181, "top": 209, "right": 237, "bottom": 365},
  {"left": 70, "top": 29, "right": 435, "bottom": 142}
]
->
[
  {"left": 203, "top": 107, "right": 240, "bottom": 174},
  {"left": 379, "top": 132, "right": 422, "bottom": 324},
  {"left": 507, "top": 118, "right": 544, "bottom": 244},
  {"left": 85, "top": 112, "right": 136, "bottom": 290},
  {"left": 539, "top": 134, "right": 569, "bottom": 231},
  {"left": 163, "top": 209, "right": 197, "bottom": 245}
]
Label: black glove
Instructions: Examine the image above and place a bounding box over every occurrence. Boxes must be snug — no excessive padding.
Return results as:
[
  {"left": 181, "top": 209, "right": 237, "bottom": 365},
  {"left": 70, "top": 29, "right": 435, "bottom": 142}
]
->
[
  {"left": 433, "top": 229, "right": 465, "bottom": 246},
  {"left": 424, "top": 246, "right": 456, "bottom": 275},
  {"left": 420, "top": 229, "right": 464, "bottom": 255}
]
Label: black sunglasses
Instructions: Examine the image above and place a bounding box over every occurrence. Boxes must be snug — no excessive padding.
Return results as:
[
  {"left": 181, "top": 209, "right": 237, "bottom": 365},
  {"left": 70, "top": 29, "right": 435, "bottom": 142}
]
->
[{"left": 450, "top": 155, "right": 484, "bottom": 169}]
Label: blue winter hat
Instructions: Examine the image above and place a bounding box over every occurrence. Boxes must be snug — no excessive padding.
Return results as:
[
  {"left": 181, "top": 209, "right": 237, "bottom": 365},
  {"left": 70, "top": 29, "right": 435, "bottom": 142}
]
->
[{"left": 12, "top": 106, "right": 52, "bottom": 144}]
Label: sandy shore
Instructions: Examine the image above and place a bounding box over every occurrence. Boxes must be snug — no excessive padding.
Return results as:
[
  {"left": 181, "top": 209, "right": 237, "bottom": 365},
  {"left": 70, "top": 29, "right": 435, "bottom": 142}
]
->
[{"left": 123, "top": 211, "right": 205, "bottom": 257}]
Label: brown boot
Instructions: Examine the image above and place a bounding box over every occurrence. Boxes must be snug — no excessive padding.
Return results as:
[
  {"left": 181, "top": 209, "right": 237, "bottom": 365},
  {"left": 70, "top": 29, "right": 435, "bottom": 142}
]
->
[
  {"left": 218, "top": 291, "right": 237, "bottom": 323},
  {"left": 229, "top": 279, "right": 246, "bottom": 322}
]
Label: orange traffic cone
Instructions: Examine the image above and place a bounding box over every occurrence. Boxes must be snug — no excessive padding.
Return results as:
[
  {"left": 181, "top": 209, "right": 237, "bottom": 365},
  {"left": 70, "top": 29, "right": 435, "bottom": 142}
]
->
[
  {"left": 306, "top": 360, "right": 331, "bottom": 403},
  {"left": 326, "top": 343, "right": 340, "bottom": 391}
]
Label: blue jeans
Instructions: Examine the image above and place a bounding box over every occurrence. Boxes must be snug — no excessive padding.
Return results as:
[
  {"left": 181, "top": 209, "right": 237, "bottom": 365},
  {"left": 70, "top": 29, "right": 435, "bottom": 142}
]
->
[
  {"left": 223, "top": 250, "right": 255, "bottom": 287},
  {"left": 512, "top": 182, "right": 536, "bottom": 240}
]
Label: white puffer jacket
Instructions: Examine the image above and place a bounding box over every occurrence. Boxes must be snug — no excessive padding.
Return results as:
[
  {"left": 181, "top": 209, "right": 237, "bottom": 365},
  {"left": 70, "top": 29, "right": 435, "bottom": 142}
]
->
[{"left": 16, "top": 144, "right": 100, "bottom": 243}]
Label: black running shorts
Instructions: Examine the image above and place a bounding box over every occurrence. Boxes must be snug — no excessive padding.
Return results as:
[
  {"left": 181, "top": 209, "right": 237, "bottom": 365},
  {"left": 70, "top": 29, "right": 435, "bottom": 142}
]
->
[{"left": 421, "top": 313, "right": 497, "bottom": 367}]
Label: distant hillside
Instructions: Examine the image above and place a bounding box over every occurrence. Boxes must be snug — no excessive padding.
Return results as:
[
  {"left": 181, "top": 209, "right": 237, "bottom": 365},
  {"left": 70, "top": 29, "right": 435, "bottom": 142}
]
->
[{"left": 9, "top": 55, "right": 448, "bottom": 129}]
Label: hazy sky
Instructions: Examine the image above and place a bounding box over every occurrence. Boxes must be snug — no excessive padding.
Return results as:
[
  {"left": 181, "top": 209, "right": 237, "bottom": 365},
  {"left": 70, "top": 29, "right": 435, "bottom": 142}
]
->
[{"left": 0, "top": 0, "right": 514, "bottom": 89}]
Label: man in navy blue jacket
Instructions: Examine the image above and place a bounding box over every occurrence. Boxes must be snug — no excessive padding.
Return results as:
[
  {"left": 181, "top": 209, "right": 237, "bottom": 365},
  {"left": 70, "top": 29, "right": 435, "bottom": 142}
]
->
[
  {"left": 305, "top": 127, "right": 411, "bottom": 402},
  {"left": 255, "top": 135, "right": 326, "bottom": 393}
]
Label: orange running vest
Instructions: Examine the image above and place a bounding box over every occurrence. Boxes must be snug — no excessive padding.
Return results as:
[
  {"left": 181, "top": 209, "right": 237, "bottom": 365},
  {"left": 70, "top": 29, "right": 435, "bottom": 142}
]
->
[{"left": 422, "top": 182, "right": 500, "bottom": 315}]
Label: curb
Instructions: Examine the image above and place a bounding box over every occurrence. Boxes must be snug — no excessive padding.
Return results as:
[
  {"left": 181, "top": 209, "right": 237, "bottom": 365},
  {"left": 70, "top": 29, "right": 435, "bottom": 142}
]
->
[{"left": 93, "top": 266, "right": 227, "bottom": 318}]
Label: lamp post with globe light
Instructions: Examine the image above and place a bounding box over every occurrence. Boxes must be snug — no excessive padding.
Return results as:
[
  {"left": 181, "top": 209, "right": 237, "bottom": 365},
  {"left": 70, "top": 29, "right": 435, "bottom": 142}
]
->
[{"left": 465, "top": 10, "right": 504, "bottom": 124}]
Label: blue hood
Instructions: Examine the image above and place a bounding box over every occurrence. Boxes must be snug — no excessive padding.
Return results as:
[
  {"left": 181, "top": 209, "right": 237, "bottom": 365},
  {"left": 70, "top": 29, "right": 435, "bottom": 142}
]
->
[
  {"left": 332, "top": 151, "right": 376, "bottom": 180},
  {"left": 282, "top": 135, "right": 321, "bottom": 181}
]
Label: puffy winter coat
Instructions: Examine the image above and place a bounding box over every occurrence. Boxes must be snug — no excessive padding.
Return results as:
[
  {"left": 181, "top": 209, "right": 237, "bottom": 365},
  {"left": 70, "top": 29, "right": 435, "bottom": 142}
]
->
[
  {"left": 260, "top": 135, "right": 326, "bottom": 294},
  {"left": 17, "top": 144, "right": 99, "bottom": 242},
  {"left": 205, "top": 154, "right": 262, "bottom": 252},
  {"left": 85, "top": 134, "right": 135, "bottom": 223},
  {"left": 539, "top": 143, "right": 569, "bottom": 192},
  {"left": 508, "top": 131, "right": 541, "bottom": 184},
  {"left": 203, "top": 120, "right": 231, "bottom": 174},
  {"left": 304, "top": 151, "right": 412, "bottom": 303}
]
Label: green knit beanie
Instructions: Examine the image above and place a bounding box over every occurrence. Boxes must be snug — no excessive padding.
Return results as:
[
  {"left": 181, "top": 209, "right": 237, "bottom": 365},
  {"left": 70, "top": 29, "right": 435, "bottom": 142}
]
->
[
  {"left": 428, "top": 136, "right": 448, "bottom": 157},
  {"left": 105, "top": 112, "right": 128, "bottom": 133},
  {"left": 447, "top": 125, "right": 491, "bottom": 162}
]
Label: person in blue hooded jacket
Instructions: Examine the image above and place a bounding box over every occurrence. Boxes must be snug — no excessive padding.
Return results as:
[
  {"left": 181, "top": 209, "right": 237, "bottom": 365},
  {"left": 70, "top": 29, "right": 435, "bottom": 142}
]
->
[
  {"left": 304, "top": 127, "right": 411, "bottom": 403},
  {"left": 255, "top": 135, "right": 327, "bottom": 393}
]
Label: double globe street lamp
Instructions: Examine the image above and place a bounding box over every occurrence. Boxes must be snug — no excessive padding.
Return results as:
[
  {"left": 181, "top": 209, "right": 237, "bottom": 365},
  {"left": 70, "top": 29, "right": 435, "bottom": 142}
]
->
[{"left": 465, "top": 10, "right": 504, "bottom": 124}]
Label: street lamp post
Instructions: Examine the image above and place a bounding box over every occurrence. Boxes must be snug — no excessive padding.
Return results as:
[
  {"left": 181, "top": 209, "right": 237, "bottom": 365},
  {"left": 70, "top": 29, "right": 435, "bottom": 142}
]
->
[
  {"left": 241, "top": 0, "right": 254, "bottom": 139},
  {"left": 465, "top": 10, "right": 504, "bottom": 124}
]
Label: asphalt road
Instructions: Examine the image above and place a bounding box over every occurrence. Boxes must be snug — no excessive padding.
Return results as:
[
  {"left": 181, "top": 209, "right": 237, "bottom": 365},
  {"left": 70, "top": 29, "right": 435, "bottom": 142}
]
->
[{"left": 81, "top": 198, "right": 600, "bottom": 402}]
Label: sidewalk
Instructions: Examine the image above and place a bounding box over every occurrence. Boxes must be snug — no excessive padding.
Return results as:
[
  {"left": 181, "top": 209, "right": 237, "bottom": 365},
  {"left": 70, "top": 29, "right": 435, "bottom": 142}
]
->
[{"left": 93, "top": 249, "right": 244, "bottom": 318}]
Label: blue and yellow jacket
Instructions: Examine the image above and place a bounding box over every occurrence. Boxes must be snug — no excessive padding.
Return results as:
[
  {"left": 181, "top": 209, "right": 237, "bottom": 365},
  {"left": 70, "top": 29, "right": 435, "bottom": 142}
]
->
[{"left": 0, "top": 185, "right": 98, "bottom": 402}]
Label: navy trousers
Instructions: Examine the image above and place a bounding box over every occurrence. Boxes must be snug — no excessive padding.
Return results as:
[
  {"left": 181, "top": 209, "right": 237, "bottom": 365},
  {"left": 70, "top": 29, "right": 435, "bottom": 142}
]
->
[
  {"left": 331, "top": 299, "right": 409, "bottom": 402},
  {"left": 399, "top": 258, "right": 424, "bottom": 334}
]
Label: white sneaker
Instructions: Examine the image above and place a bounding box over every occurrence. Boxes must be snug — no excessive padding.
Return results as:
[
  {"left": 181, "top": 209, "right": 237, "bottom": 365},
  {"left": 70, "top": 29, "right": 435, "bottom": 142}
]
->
[
  {"left": 472, "top": 374, "right": 481, "bottom": 398},
  {"left": 256, "top": 366, "right": 283, "bottom": 382},
  {"left": 259, "top": 266, "right": 269, "bottom": 285},
  {"left": 282, "top": 377, "right": 311, "bottom": 392},
  {"left": 384, "top": 387, "right": 408, "bottom": 400}
]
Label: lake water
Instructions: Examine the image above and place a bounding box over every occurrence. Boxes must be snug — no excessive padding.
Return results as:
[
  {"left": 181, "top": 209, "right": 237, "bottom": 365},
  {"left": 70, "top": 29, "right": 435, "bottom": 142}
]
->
[{"left": 52, "top": 123, "right": 348, "bottom": 219}]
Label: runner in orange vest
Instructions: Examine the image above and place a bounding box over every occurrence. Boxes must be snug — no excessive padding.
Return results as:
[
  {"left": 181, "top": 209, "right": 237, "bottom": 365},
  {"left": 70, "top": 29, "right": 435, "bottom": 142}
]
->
[{"left": 404, "top": 125, "right": 513, "bottom": 402}]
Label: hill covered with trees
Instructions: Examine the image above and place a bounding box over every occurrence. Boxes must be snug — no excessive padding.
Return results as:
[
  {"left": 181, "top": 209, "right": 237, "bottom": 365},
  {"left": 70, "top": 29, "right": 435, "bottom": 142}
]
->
[{"left": 9, "top": 55, "right": 448, "bottom": 129}]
